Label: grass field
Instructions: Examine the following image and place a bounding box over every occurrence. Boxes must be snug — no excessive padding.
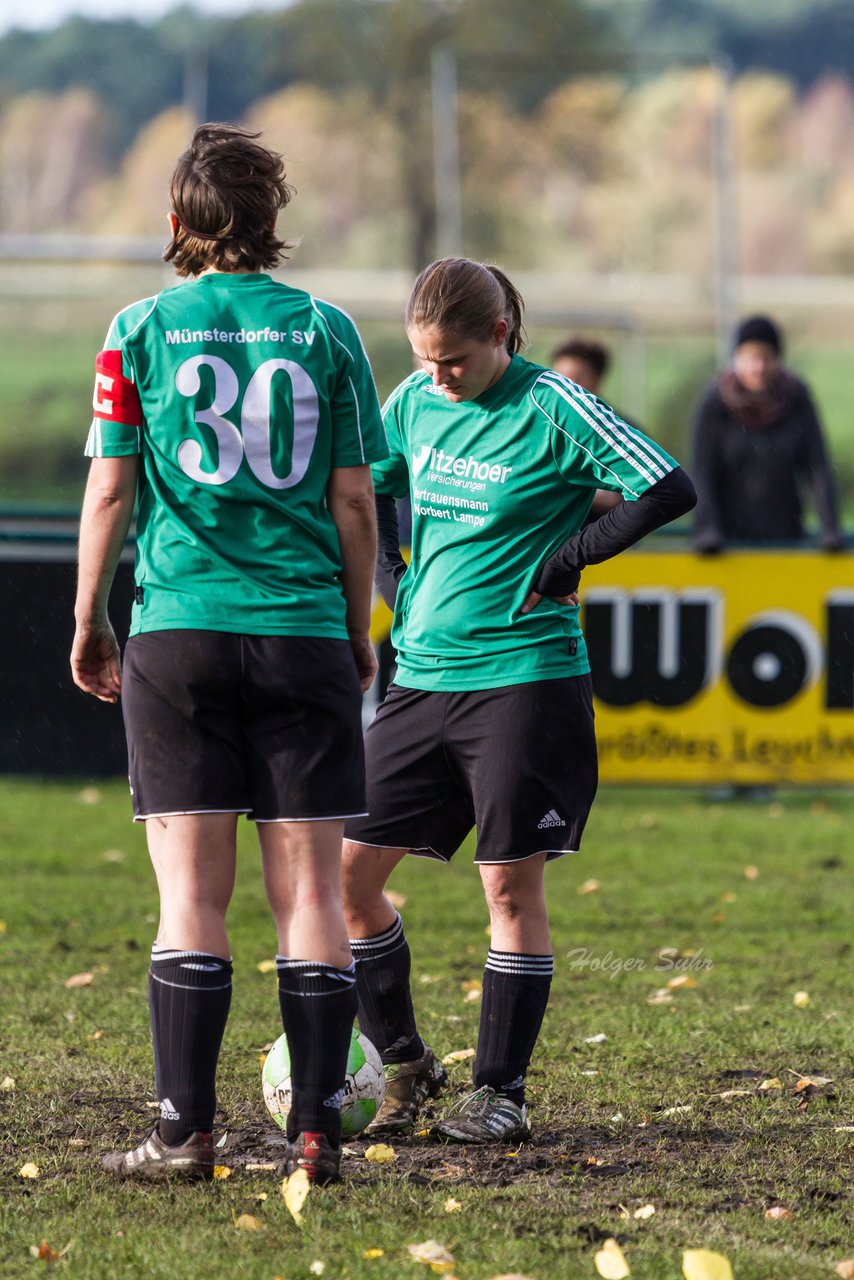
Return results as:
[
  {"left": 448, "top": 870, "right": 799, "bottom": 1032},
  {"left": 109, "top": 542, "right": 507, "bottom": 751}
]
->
[{"left": 1, "top": 779, "right": 851, "bottom": 1280}]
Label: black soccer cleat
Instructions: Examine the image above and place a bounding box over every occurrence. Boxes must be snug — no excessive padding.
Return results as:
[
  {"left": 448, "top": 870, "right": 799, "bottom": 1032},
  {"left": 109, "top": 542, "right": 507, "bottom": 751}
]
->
[{"left": 279, "top": 1131, "right": 341, "bottom": 1185}]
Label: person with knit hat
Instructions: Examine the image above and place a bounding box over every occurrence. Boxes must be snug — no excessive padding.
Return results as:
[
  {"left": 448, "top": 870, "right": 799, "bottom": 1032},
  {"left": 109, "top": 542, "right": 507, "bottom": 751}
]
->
[{"left": 692, "top": 314, "right": 843, "bottom": 553}]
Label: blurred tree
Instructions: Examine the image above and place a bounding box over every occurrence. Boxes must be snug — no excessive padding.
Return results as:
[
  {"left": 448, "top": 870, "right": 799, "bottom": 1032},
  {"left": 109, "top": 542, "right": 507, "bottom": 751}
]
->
[
  {"left": 85, "top": 107, "right": 193, "bottom": 236},
  {"left": 247, "top": 85, "right": 406, "bottom": 268},
  {"left": 732, "top": 73, "right": 794, "bottom": 169},
  {"left": 0, "top": 90, "right": 106, "bottom": 232},
  {"left": 0, "top": 19, "right": 182, "bottom": 158},
  {"left": 263, "top": 0, "right": 614, "bottom": 269}
]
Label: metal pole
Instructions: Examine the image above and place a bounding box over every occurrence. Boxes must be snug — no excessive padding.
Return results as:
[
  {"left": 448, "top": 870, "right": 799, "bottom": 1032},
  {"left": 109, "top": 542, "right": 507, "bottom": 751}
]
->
[
  {"left": 712, "top": 57, "right": 738, "bottom": 366},
  {"left": 431, "top": 45, "right": 464, "bottom": 258}
]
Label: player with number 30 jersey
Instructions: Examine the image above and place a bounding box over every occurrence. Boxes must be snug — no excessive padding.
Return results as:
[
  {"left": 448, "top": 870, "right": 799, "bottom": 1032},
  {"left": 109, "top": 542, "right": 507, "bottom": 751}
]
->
[{"left": 72, "top": 124, "right": 386, "bottom": 1188}]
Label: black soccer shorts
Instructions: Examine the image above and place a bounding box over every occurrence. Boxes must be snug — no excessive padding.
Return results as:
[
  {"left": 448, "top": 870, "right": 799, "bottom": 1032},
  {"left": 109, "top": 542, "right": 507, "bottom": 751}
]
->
[
  {"left": 122, "top": 631, "right": 366, "bottom": 822},
  {"left": 345, "top": 675, "right": 598, "bottom": 863}
]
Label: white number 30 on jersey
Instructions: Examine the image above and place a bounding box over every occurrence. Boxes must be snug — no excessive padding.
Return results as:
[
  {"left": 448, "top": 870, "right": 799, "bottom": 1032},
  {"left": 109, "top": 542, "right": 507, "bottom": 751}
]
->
[{"left": 174, "top": 355, "right": 319, "bottom": 488}]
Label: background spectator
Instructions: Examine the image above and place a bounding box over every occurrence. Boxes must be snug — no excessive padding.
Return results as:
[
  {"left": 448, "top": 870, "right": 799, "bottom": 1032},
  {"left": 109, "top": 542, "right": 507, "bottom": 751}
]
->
[
  {"left": 692, "top": 315, "right": 843, "bottom": 553},
  {"left": 550, "top": 338, "right": 611, "bottom": 396}
]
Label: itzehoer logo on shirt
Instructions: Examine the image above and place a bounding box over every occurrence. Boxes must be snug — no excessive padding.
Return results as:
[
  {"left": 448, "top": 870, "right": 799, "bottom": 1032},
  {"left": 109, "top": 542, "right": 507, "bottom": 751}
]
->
[{"left": 413, "top": 445, "right": 512, "bottom": 485}]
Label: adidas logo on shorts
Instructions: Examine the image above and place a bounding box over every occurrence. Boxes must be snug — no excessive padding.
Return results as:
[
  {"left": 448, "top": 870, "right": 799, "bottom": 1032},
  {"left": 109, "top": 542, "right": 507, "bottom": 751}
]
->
[{"left": 537, "top": 808, "right": 566, "bottom": 829}]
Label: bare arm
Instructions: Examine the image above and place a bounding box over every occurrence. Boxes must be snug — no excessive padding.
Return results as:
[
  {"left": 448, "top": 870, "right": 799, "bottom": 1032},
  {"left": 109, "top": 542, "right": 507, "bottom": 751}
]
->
[
  {"left": 328, "top": 463, "right": 378, "bottom": 692},
  {"left": 71, "top": 455, "right": 138, "bottom": 702}
]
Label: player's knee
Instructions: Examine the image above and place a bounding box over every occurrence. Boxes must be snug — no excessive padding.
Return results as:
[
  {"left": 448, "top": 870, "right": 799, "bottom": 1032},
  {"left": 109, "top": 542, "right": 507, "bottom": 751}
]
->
[{"left": 482, "top": 875, "right": 525, "bottom": 921}]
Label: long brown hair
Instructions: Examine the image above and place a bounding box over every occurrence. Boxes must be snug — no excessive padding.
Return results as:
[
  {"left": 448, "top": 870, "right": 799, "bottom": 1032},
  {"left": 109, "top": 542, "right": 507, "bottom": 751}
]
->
[
  {"left": 405, "top": 258, "right": 526, "bottom": 353},
  {"left": 164, "top": 123, "right": 295, "bottom": 277}
]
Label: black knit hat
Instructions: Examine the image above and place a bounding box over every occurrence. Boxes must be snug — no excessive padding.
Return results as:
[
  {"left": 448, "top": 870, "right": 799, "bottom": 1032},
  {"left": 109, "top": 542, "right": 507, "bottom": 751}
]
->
[{"left": 733, "top": 315, "right": 783, "bottom": 355}]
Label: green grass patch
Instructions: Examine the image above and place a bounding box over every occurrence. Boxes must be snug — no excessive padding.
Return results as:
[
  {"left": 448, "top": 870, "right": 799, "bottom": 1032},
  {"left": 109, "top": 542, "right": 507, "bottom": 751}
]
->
[{"left": 0, "top": 779, "right": 851, "bottom": 1278}]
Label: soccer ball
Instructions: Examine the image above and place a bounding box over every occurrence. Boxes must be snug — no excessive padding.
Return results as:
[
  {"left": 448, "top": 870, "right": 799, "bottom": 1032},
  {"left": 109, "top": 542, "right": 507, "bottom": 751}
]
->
[{"left": 262, "top": 1028, "right": 385, "bottom": 1138}]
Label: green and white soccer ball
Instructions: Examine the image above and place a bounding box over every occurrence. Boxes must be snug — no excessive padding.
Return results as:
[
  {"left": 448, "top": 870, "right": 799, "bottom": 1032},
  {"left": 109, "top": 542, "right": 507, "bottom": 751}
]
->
[{"left": 262, "top": 1028, "right": 385, "bottom": 1138}]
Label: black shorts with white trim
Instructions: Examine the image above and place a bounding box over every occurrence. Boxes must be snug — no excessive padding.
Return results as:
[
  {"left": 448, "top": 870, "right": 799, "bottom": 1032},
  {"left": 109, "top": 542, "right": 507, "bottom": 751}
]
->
[
  {"left": 345, "top": 675, "right": 597, "bottom": 864},
  {"left": 122, "top": 630, "right": 366, "bottom": 821}
]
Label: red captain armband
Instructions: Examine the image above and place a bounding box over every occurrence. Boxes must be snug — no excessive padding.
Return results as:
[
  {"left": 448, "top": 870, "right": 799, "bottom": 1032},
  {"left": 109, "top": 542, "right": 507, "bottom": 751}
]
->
[{"left": 92, "top": 350, "right": 143, "bottom": 425}]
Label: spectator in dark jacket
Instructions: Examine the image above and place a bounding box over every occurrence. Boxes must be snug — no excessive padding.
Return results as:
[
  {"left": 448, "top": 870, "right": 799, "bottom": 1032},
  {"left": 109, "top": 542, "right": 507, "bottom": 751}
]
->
[{"left": 692, "top": 315, "right": 843, "bottom": 553}]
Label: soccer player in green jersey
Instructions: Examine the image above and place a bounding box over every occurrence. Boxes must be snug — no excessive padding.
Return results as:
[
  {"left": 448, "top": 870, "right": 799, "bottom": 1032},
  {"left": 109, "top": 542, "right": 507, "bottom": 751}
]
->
[
  {"left": 342, "top": 258, "right": 696, "bottom": 1144},
  {"left": 71, "top": 124, "right": 387, "bottom": 1184}
]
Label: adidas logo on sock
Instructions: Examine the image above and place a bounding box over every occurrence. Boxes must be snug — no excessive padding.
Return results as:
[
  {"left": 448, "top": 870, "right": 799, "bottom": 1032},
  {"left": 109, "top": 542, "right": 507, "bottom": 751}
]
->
[
  {"left": 160, "top": 1098, "right": 180, "bottom": 1121},
  {"left": 537, "top": 808, "right": 566, "bottom": 829}
]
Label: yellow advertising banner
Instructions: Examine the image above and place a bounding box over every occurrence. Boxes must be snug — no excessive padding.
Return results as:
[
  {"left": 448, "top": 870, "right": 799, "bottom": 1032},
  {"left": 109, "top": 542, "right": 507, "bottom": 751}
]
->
[
  {"left": 370, "top": 548, "right": 854, "bottom": 786},
  {"left": 582, "top": 549, "right": 854, "bottom": 785}
]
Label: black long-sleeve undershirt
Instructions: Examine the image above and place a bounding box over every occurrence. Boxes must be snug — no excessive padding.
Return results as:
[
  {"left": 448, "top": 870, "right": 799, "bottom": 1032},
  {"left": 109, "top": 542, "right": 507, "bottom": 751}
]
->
[
  {"left": 533, "top": 467, "right": 697, "bottom": 597},
  {"left": 373, "top": 467, "right": 697, "bottom": 609},
  {"left": 374, "top": 493, "right": 407, "bottom": 609}
]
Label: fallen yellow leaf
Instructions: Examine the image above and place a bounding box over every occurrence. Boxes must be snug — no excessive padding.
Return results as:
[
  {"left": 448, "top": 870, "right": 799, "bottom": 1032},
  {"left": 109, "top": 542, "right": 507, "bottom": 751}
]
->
[
  {"left": 212, "top": 1165, "right": 232, "bottom": 1180},
  {"left": 0, "top": 920, "right": 7, "bottom": 934},
  {"left": 282, "top": 1167, "right": 311, "bottom": 1226},
  {"left": 758, "top": 1078, "right": 782, "bottom": 1091},
  {"left": 662, "top": 1104, "right": 692, "bottom": 1117},
  {"left": 363, "top": 1248, "right": 385, "bottom": 1259},
  {"left": 594, "top": 1237, "right": 630, "bottom": 1279},
  {"left": 835, "top": 1261, "right": 854, "bottom": 1279},
  {"left": 793, "top": 990, "right": 810, "bottom": 1008},
  {"left": 577, "top": 878, "right": 600, "bottom": 894},
  {"left": 1, "top": 1076, "right": 15, "bottom": 1091},
  {"left": 309, "top": 1263, "right": 325, "bottom": 1276},
  {"left": 386, "top": 890, "right": 407, "bottom": 909},
  {"left": 77, "top": 786, "right": 101, "bottom": 804},
  {"left": 19, "top": 1163, "right": 40, "bottom": 1179},
  {"left": 442, "top": 1048, "right": 476, "bottom": 1065},
  {"left": 444, "top": 1197, "right": 462, "bottom": 1213},
  {"left": 743, "top": 865, "right": 759, "bottom": 880},
  {"left": 255, "top": 1191, "right": 268, "bottom": 1201},
  {"left": 64, "top": 973, "right": 94, "bottom": 989},
  {"left": 682, "top": 1248, "right": 735, "bottom": 1280},
  {"left": 764, "top": 1205, "right": 791, "bottom": 1220},
  {"left": 406, "top": 1240, "right": 455, "bottom": 1272},
  {"left": 793, "top": 1073, "right": 833, "bottom": 1091},
  {"left": 721, "top": 892, "right": 737, "bottom": 903},
  {"left": 87, "top": 1030, "right": 104, "bottom": 1041},
  {"left": 667, "top": 974, "right": 698, "bottom": 990},
  {"left": 102, "top": 848, "right": 125, "bottom": 862},
  {"left": 364, "top": 1143, "right": 396, "bottom": 1164},
  {"left": 634, "top": 1204, "right": 656, "bottom": 1220},
  {"left": 256, "top": 959, "right": 277, "bottom": 974},
  {"left": 717, "top": 1089, "right": 751, "bottom": 1099},
  {"left": 234, "top": 1213, "right": 261, "bottom": 1231},
  {"left": 463, "top": 988, "right": 482, "bottom": 1004}
]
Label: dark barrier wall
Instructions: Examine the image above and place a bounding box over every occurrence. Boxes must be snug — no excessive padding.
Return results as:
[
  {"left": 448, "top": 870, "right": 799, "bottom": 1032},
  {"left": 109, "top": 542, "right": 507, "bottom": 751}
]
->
[{"left": 0, "top": 555, "right": 133, "bottom": 775}]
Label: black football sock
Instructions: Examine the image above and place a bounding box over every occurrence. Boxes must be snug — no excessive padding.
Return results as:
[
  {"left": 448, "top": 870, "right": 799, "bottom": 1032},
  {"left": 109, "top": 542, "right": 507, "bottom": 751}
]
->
[
  {"left": 147, "top": 945, "right": 233, "bottom": 1145},
  {"left": 276, "top": 957, "right": 358, "bottom": 1145},
  {"left": 473, "top": 949, "right": 553, "bottom": 1108},
  {"left": 349, "top": 912, "right": 424, "bottom": 1064}
]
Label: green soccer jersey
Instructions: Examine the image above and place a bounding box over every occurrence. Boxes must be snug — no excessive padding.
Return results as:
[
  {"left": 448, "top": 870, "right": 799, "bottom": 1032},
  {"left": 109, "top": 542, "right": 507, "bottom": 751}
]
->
[
  {"left": 375, "top": 353, "right": 679, "bottom": 691},
  {"left": 86, "top": 272, "right": 387, "bottom": 638}
]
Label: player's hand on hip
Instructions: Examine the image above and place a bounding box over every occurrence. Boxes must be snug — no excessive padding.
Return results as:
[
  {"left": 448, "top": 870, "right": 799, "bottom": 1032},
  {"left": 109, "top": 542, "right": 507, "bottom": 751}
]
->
[
  {"left": 70, "top": 620, "right": 122, "bottom": 703},
  {"left": 348, "top": 630, "right": 378, "bottom": 693},
  {"left": 521, "top": 589, "right": 580, "bottom": 615}
]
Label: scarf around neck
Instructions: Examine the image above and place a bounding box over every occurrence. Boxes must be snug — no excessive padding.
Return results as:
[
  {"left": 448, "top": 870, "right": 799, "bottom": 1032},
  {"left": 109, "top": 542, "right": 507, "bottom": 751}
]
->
[{"left": 718, "top": 367, "right": 798, "bottom": 429}]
